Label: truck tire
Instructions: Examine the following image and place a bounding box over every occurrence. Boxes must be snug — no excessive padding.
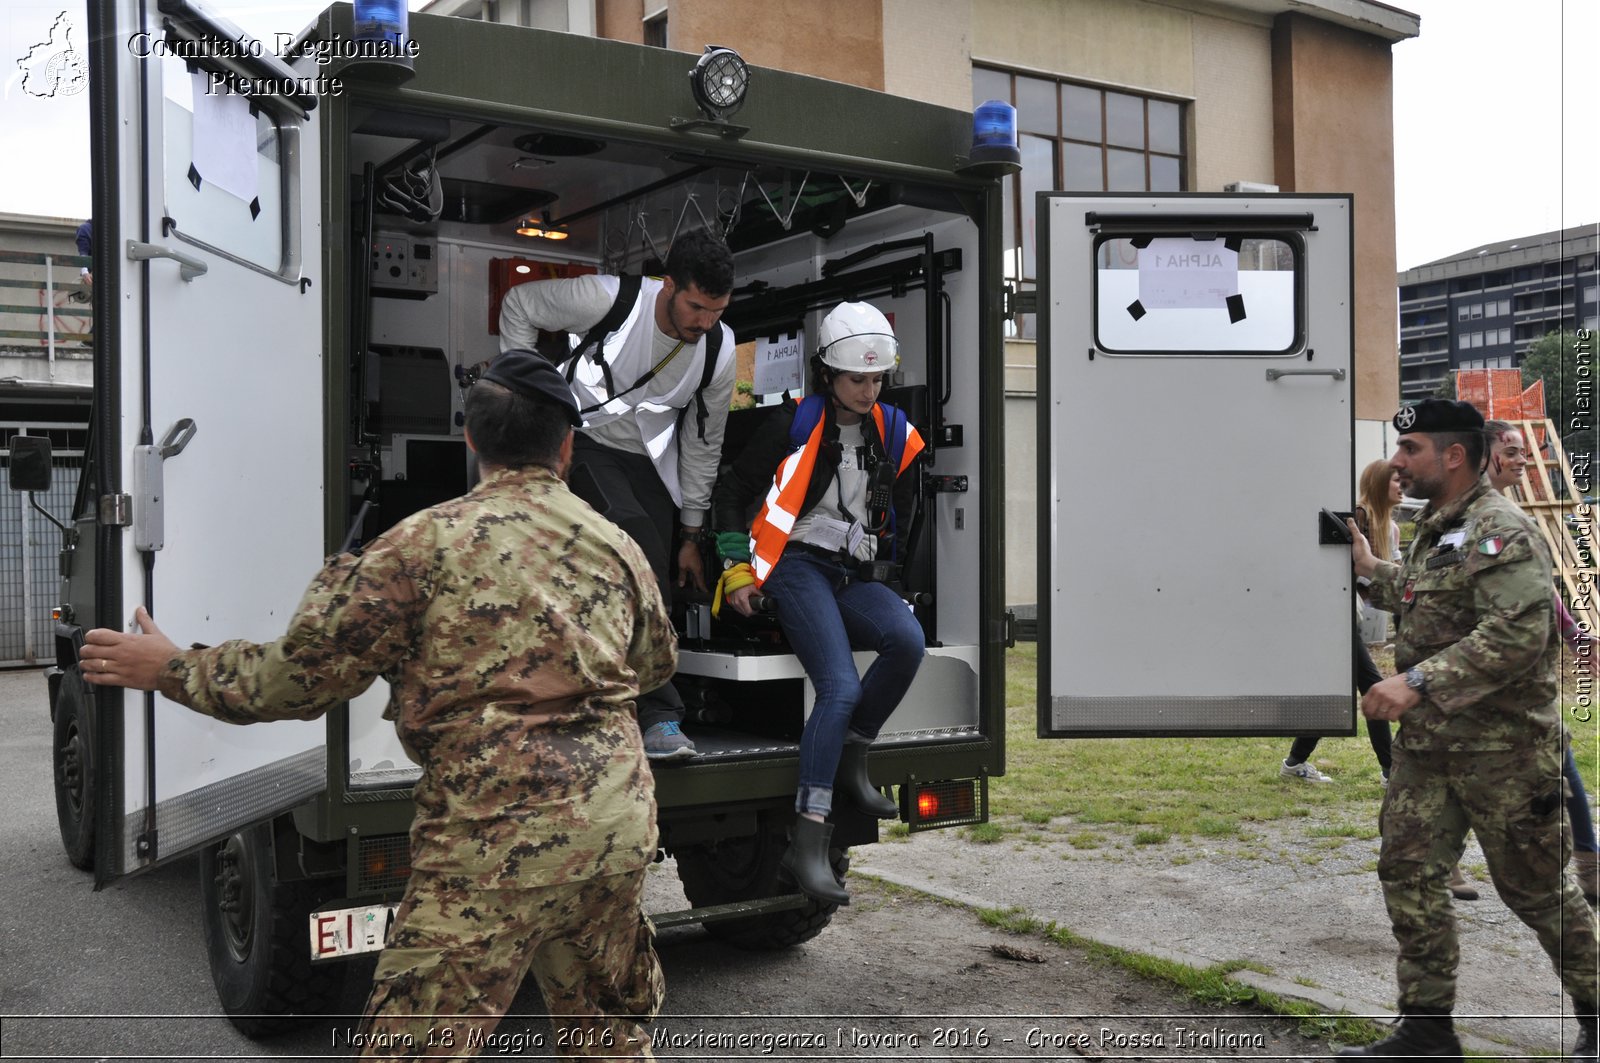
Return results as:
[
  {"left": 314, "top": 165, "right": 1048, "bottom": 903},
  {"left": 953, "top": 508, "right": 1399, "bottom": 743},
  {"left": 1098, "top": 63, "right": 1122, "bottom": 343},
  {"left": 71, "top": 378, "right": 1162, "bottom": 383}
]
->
[
  {"left": 200, "top": 823, "right": 347, "bottom": 1038},
  {"left": 674, "top": 823, "right": 847, "bottom": 950},
  {"left": 51, "top": 670, "right": 95, "bottom": 871}
]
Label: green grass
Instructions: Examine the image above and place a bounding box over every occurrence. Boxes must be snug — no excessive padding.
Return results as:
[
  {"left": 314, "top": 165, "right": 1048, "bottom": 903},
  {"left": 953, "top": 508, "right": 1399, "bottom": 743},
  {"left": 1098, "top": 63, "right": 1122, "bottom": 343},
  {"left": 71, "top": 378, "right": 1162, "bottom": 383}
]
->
[{"left": 996, "top": 642, "right": 1600, "bottom": 839}]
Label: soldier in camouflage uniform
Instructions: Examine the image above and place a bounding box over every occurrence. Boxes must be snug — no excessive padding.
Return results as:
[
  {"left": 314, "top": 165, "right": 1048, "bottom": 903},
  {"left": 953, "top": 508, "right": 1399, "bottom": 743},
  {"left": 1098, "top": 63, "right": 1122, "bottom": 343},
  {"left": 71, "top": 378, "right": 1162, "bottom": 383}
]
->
[
  {"left": 1339, "top": 399, "right": 1598, "bottom": 1061},
  {"left": 81, "top": 350, "right": 675, "bottom": 1059}
]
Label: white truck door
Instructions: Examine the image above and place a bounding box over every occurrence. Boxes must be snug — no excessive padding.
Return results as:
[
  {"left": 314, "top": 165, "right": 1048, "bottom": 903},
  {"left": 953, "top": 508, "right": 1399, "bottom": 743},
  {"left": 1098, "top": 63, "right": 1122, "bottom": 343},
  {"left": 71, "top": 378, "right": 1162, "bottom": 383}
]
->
[
  {"left": 1037, "top": 195, "right": 1354, "bottom": 737},
  {"left": 92, "top": 0, "right": 327, "bottom": 882}
]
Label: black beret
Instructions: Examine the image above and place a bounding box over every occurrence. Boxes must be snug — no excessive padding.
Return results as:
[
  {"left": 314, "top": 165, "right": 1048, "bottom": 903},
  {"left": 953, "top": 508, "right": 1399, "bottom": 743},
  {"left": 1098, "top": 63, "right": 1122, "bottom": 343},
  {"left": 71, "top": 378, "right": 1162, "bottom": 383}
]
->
[
  {"left": 1392, "top": 398, "right": 1484, "bottom": 434},
  {"left": 480, "top": 349, "right": 582, "bottom": 426}
]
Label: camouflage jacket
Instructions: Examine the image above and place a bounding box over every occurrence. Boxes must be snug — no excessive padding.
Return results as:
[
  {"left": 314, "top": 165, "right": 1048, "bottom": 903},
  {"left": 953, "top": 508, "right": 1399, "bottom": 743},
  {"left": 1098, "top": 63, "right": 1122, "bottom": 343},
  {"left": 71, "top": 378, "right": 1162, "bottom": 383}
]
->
[
  {"left": 1368, "top": 477, "right": 1558, "bottom": 751},
  {"left": 158, "top": 465, "right": 677, "bottom": 887}
]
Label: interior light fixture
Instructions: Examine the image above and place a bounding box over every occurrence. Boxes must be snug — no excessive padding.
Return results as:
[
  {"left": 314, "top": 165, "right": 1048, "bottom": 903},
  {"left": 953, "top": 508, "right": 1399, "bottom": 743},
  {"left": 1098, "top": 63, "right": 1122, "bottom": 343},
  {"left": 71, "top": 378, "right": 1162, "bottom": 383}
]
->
[{"left": 516, "top": 211, "right": 569, "bottom": 240}]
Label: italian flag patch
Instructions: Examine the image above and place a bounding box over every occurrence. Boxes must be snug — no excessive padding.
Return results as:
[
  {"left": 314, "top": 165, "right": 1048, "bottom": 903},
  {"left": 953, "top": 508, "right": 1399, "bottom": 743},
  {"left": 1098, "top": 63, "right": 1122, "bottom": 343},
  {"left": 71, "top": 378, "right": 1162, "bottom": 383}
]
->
[{"left": 1477, "top": 536, "right": 1504, "bottom": 556}]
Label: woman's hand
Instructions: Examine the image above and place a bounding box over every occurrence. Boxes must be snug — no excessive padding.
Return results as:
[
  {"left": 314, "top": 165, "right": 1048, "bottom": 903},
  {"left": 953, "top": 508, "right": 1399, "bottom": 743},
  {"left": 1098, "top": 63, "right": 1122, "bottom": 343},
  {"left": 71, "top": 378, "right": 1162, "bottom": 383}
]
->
[{"left": 726, "top": 584, "right": 759, "bottom": 617}]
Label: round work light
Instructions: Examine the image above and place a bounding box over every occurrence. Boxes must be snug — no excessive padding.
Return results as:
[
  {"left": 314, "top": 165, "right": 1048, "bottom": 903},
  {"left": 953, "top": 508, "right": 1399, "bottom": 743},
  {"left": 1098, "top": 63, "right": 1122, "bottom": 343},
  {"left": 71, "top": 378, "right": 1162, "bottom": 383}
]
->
[{"left": 689, "top": 46, "right": 749, "bottom": 121}]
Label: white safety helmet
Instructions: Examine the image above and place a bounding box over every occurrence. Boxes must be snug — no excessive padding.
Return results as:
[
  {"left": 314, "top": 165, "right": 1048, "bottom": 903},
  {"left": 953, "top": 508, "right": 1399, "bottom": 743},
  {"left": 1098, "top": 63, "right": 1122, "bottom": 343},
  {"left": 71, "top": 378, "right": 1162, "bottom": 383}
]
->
[{"left": 816, "top": 302, "right": 899, "bottom": 373}]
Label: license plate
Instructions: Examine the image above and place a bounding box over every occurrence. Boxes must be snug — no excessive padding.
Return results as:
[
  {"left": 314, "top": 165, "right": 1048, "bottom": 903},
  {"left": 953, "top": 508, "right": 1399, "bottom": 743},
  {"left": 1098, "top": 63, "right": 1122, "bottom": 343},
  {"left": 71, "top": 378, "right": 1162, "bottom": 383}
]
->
[{"left": 309, "top": 902, "right": 399, "bottom": 961}]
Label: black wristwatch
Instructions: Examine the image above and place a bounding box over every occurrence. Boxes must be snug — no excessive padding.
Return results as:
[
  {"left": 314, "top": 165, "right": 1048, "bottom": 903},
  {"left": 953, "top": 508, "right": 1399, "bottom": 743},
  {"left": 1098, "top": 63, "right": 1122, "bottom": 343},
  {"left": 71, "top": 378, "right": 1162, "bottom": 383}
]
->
[
  {"left": 679, "top": 526, "right": 706, "bottom": 544},
  {"left": 1404, "top": 667, "right": 1428, "bottom": 695}
]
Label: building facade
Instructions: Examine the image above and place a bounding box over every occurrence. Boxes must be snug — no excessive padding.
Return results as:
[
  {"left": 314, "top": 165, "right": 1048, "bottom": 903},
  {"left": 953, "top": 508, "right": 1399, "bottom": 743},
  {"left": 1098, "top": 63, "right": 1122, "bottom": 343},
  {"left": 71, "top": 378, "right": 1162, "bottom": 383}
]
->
[
  {"left": 426, "top": 0, "right": 1418, "bottom": 605},
  {"left": 1397, "top": 224, "right": 1600, "bottom": 401}
]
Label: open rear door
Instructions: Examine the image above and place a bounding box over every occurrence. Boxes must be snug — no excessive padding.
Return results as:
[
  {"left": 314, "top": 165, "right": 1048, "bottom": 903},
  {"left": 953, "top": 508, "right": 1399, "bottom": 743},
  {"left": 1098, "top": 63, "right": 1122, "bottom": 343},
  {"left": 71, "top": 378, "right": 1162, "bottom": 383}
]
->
[
  {"left": 89, "top": 0, "right": 326, "bottom": 883},
  {"left": 1037, "top": 194, "right": 1354, "bottom": 737}
]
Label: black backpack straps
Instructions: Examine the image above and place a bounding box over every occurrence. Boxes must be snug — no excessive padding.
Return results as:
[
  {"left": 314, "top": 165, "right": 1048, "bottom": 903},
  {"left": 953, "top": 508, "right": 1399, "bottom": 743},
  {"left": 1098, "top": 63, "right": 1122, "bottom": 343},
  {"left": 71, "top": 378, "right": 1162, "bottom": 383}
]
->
[
  {"left": 566, "top": 273, "right": 643, "bottom": 398},
  {"left": 693, "top": 323, "right": 723, "bottom": 440}
]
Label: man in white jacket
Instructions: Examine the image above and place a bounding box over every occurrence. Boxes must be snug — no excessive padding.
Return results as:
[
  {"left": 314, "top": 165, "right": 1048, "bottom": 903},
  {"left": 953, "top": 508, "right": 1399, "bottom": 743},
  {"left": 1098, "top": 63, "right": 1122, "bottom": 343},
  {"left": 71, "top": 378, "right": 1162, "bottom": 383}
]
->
[{"left": 500, "top": 229, "right": 737, "bottom": 760}]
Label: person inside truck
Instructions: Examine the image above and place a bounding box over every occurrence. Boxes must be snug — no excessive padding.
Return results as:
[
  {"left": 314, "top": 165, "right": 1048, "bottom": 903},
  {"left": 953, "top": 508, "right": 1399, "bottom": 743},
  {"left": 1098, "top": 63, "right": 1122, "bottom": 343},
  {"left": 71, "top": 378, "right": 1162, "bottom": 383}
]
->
[
  {"left": 710, "top": 301, "right": 926, "bottom": 906},
  {"left": 499, "top": 227, "right": 737, "bottom": 763},
  {"left": 78, "top": 350, "right": 674, "bottom": 1059},
  {"left": 1483, "top": 418, "right": 1600, "bottom": 905}
]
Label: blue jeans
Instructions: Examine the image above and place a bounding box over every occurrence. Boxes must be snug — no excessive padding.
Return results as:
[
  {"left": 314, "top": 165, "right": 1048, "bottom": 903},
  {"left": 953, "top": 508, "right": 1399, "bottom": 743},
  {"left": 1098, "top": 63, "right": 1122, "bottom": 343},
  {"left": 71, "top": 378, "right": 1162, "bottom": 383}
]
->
[
  {"left": 1567, "top": 744, "right": 1599, "bottom": 854},
  {"left": 762, "top": 548, "right": 925, "bottom": 817}
]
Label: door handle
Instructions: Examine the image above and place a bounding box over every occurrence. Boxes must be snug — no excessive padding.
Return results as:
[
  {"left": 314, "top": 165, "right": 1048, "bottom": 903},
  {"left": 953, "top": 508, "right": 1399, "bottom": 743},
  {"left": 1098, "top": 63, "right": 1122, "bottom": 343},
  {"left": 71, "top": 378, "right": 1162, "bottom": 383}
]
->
[
  {"left": 1266, "top": 367, "right": 1344, "bottom": 381},
  {"left": 127, "top": 240, "right": 208, "bottom": 282}
]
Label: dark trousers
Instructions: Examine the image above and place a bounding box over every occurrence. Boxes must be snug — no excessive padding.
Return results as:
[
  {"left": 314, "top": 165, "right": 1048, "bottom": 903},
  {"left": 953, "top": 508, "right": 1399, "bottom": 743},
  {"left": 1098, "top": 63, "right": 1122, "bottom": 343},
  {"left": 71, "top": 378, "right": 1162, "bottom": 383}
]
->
[
  {"left": 570, "top": 435, "right": 685, "bottom": 730},
  {"left": 1288, "top": 640, "right": 1392, "bottom": 771}
]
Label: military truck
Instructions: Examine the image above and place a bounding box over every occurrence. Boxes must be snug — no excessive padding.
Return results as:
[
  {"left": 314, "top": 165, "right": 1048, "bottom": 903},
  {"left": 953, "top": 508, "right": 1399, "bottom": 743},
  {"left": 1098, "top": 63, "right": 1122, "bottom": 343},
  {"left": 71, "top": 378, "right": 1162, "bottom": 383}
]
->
[{"left": 12, "top": 0, "right": 1356, "bottom": 1032}]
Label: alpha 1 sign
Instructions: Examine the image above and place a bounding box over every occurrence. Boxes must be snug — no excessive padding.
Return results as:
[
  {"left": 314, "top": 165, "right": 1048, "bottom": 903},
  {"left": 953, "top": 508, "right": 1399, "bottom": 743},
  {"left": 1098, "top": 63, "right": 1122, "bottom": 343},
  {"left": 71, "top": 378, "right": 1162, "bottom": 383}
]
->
[{"left": 1137, "top": 238, "right": 1239, "bottom": 310}]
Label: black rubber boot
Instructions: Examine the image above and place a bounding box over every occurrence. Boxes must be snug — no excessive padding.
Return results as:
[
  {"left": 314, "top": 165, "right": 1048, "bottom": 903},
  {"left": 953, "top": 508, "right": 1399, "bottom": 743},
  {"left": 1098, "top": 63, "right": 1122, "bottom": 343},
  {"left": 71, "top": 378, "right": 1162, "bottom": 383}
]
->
[
  {"left": 1336, "top": 1011, "right": 1462, "bottom": 1060},
  {"left": 1572, "top": 1011, "right": 1598, "bottom": 1061},
  {"left": 837, "top": 740, "right": 898, "bottom": 819},
  {"left": 779, "top": 817, "right": 849, "bottom": 906}
]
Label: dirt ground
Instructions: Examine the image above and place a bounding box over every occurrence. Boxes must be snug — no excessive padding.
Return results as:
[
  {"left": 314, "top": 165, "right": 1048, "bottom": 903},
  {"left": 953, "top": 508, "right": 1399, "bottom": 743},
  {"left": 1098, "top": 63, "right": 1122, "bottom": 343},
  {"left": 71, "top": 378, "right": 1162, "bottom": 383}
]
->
[{"left": 628, "top": 873, "right": 1340, "bottom": 1061}]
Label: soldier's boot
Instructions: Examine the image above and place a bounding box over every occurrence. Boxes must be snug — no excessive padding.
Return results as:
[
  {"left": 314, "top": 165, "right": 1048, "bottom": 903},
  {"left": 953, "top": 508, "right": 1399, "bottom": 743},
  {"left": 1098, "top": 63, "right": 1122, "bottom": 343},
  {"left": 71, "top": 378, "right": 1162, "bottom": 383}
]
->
[
  {"left": 1571, "top": 1007, "right": 1597, "bottom": 1062},
  {"left": 1336, "top": 1010, "right": 1462, "bottom": 1060},
  {"left": 837, "top": 739, "right": 899, "bottom": 819},
  {"left": 779, "top": 817, "right": 849, "bottom": 906},
  {"left": 1574, "top": 850, "right": 1600, "bottom": 905},
  {"left": 1446, "top": 863, "right": 1478, "bottom": 901}
]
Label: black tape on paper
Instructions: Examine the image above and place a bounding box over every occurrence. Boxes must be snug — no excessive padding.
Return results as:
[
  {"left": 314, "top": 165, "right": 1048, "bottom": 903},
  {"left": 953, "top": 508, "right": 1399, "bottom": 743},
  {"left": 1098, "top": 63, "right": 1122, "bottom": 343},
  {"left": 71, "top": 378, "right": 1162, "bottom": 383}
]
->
[
  {"left": 1126, "top": 300, "right": 1147, "bottom": 321},
  {"left": 188, "top": 164, "right": 202, "bottom": 191},
  {"left": 1224, "top": 236, "right": 1242, "bottom": 253},
  {"left": 1129, "top": 236, "right": 1152, "bottom": 249},
  {"left": 1226, "top": 294, "right": 1247, "bottom": 324},
  {"left": 249, "top": 197, "right": 261, "bottom": 220}
]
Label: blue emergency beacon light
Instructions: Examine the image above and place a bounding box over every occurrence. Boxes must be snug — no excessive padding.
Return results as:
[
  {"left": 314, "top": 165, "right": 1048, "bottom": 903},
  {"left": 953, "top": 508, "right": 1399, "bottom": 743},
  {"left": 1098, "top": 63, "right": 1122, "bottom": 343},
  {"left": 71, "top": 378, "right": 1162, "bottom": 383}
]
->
[
  {"left": 349, "top": 0, "right": 416, "bottom": 80},
  {"left": 958, "top": 100, "right": 1022, "bottom": 177}
]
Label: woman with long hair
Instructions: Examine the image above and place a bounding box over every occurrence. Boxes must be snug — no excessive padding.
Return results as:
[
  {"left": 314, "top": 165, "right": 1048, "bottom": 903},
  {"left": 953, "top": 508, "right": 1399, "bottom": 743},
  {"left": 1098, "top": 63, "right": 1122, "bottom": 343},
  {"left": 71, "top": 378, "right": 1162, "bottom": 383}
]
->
[
  {"left": 712, "top": 302, "right": 926, "bottom": 905},
  {"left": 1278, "top": 459, "right": 1397, "bottom": 785}
]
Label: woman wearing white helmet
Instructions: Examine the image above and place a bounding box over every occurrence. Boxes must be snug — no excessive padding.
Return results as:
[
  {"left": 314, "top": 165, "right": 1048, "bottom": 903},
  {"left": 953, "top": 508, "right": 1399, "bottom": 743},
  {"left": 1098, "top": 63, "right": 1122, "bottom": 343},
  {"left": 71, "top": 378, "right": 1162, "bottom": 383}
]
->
[{"left": 710, "top": 301, "right": 927, "bottom": 905}]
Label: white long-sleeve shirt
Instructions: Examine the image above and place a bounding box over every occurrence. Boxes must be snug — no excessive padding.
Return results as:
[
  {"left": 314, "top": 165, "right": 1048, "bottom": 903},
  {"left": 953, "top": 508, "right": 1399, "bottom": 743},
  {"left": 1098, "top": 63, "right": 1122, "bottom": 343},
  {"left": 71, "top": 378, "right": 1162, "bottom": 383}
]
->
[{"left": 499, "top": 275, "right": 735, "bottom": 525}]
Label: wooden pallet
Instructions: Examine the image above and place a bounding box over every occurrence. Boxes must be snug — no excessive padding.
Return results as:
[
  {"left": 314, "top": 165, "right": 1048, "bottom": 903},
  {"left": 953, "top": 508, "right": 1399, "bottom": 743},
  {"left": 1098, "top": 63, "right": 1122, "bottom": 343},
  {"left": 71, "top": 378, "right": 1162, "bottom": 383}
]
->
[{"left": 1503, "top": 418, "right": 1598, "bottom": 634}]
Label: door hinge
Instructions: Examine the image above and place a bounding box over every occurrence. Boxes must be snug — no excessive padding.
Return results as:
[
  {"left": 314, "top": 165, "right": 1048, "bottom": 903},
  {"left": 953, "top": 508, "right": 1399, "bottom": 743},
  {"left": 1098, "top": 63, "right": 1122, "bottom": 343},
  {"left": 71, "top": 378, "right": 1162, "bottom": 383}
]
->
[
  {"left": 133, "top": 419, "right": 199, "bottom": 552},
  {"left": 926, "top": 474, "right": 968, "bottom": 493},
  {"left": 1004, "top": 285, "right": 1037, "bottom": 321},
  {"left": 100, "top": 494, "right": 131, "bottom": 526}
]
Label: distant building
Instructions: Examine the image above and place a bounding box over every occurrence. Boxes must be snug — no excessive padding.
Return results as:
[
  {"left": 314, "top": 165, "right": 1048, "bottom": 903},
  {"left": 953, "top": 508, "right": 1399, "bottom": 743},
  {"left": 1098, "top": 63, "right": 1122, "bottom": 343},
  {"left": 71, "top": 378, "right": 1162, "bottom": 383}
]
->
[{"left": 1397, "top": 223, "right": 1600, "bottom": 401}]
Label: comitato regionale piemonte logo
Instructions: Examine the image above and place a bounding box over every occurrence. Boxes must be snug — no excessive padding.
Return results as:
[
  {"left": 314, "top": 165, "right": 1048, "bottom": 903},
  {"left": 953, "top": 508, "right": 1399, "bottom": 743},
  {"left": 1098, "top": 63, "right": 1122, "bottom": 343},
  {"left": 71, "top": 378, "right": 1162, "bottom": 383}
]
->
[{"left": 13, "top": 11, "right": 87, "bottom": 99}]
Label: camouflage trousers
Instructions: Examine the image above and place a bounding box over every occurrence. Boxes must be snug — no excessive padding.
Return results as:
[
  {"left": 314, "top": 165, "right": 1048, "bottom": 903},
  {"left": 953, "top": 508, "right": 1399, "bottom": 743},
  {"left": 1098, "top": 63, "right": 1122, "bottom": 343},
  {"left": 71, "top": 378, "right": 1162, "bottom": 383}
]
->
[
  {"left": 1377, "top": 740, "right": 1599, "bottom": 1012},
  {"left": 355, "top": 866, "right": 663, "bottom": 1060}
]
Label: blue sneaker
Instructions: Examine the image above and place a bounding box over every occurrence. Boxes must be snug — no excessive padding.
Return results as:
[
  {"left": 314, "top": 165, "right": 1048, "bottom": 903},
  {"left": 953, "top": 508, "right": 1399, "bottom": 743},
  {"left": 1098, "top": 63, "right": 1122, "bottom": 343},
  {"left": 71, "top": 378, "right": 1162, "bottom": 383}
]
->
[{"left": 643, "top": 721, "right": 697, "bottom": 762}]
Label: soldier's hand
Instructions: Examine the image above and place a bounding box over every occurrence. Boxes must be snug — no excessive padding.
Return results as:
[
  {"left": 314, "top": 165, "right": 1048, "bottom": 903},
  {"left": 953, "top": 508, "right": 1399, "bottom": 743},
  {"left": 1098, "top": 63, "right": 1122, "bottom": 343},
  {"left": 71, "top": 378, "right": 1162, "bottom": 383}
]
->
[
  {"left": 81, "top": 606, "right": 178, "bottom": 691},
  {"left": 1361, "top": 673, "right": 1420, "bottom": 721},
  {"left": 1348, "top": 518, "right": 1378, "bottom": 579},
  {"left": 676, "top": 539, "right": 708, "bottom": 593}
]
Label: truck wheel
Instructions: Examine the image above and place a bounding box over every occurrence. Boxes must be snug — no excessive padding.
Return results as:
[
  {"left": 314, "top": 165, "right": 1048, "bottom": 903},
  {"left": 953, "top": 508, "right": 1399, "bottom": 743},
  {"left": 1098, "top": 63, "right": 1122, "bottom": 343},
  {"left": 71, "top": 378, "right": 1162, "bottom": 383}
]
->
[
  {"left": 674, "top": 823, "right": 848, "bottom": 950},
  {"left": 199, "top": 823, "right": 347, "bottom": 1038},
  {"left": 52, "top": 670, "right": 95, "bottom": 871}
]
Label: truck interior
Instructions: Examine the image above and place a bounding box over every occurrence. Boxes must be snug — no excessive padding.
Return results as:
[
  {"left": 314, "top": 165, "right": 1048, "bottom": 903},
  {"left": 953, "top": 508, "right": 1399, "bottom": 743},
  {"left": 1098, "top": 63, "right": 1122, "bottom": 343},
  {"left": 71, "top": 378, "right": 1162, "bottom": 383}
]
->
[{"left": 340, "top": 101, "right": 988, "bottom": 788}]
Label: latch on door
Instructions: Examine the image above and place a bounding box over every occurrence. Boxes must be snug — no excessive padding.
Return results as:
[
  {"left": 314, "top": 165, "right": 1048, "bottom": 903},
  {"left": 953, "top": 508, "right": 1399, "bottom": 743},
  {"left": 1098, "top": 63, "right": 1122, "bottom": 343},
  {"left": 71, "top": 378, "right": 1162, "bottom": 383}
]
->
[
  {"left": 1319, "top": 508, "right": 1355, "bottom": 545},
  {"left": 132, "top": 419, "right": 197, "bottom": 551}
]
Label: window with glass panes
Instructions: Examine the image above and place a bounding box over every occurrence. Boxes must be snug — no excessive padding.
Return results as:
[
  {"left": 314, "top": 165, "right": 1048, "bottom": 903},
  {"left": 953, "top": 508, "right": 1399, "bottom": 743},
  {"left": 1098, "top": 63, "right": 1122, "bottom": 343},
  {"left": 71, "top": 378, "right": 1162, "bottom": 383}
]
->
[{"left": 973, "top": 66, "right": 1185, "bottom": 337}]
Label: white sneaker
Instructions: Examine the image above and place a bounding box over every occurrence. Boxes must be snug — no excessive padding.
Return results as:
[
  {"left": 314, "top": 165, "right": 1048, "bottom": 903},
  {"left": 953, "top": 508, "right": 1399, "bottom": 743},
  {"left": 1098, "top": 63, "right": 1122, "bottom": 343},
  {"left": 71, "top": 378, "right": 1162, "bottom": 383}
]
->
[{"left": 1280, "top": 758, "right": 1333, "bottom": 783}]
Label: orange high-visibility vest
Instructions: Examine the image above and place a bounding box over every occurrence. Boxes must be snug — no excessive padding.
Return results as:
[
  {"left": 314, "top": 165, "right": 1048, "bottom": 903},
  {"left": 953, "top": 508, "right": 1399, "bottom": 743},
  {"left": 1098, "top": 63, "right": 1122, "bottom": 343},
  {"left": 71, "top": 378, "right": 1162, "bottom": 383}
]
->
[{"left": 748, "top": 400, "right": 923, "bottom": 586}]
